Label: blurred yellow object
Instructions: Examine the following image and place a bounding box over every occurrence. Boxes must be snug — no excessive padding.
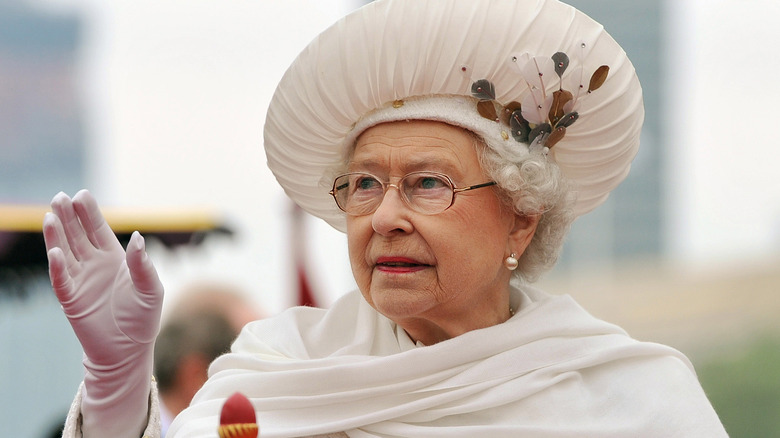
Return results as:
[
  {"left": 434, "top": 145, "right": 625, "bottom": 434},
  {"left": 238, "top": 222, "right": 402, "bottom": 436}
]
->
[
  {"left": 0, "top": 204, "right": 224, "bottom": 233},
  {"left": 0, "top": 203, "right": 232, "bottom": 271}
]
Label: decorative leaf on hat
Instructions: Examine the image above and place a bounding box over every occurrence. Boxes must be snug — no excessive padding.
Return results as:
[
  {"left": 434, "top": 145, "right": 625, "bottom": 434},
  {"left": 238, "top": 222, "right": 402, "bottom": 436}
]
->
[
  {"left": 471, "top": 79, "right": 496, "bottom": 100},
  {"left": 477, "top": 100, "right": 498, "bottom": 121},
  {"left": 521, "top": 90, "right": 553, "bottom": 125},
  {"left": 528, "top": 123, "right": 552, "bottom": 145},
  {"left": 501, "top": 101, "right": 522, "bottom": 126},
  {"left": 552, "top": 52, "right": 570, "bottom": 79},
  {"left": 470, "top": 49, "right": 609, "bottom": 151},
  {"left": 509, "top": 109, "right": 531, "bottom": 143},
  {"left": 588, "top": 65, "right": 609, "bottom": 92},
  {"left": 549, "top": 89, "right": 573, "bottom": 126},
  {"left": 556, "top": 111, "right": 579, "bottom": 128},
  {"left": 520, "top": 56, "right": 556, "bottom": 92},
  {"left": 472, "top": 79, "right": 499, "bottom": 120},
  {"left": 546, "top": 126, "right": 567, "bottom": 148}
]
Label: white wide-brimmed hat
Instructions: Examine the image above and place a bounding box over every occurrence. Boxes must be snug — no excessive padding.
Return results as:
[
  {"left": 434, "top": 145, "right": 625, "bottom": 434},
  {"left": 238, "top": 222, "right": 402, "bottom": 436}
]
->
[{"left": 264, "top": 0, "right": 643, "bottom": 232}]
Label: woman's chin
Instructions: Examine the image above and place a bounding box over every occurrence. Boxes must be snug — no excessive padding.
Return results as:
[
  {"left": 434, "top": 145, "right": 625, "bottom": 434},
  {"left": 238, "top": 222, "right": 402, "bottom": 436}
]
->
[{"left": 368, "top": 290, "right": 437, "bottom": 321}]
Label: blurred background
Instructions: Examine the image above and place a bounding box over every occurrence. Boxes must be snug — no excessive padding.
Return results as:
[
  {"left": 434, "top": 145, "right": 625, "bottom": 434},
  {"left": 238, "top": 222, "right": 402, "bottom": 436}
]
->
[{"left": 0, "top": 0, "right": 778, "bottom": 436}]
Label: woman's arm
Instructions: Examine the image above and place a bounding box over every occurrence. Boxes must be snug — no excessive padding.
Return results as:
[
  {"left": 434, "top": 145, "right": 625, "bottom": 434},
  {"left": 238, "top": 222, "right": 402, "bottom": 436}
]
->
[
  {"left": 62, "top": 379, "right": 162, "bottom": 438},
  {"left": 43, "top": 190, "right": 164, "bottom": 437}
]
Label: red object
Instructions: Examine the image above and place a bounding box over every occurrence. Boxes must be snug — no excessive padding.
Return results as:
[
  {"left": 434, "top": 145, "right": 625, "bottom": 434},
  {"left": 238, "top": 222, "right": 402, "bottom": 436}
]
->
[
  {"left": 220, "top": 392, "right": 257, "bottom": 425},
  {"left": 291, "top": 204, "right": 318, "bottom": 307},
  {"left": 296, "top": 261, "right": 317, "bottom": 307},
  {"left": 218, "top": 392, "right": 259, "bottom": 438}
]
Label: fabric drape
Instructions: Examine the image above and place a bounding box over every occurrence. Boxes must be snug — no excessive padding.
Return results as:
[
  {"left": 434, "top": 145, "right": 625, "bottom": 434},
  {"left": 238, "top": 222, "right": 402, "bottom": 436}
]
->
[{"left": 168, "top": 286, "right": 727, "bottom": 437}]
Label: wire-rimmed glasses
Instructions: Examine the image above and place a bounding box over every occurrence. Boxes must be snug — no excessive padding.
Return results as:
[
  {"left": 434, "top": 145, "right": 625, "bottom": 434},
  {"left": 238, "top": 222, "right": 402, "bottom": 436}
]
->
[{"left": 329, "top": 171, "right": 497, "bottom": 216}]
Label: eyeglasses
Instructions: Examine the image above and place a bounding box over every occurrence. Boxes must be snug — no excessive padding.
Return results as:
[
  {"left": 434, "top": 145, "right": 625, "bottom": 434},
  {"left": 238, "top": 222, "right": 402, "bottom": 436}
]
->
[{"left": 330, "top": 171, "right": 497, "bottom": 216}]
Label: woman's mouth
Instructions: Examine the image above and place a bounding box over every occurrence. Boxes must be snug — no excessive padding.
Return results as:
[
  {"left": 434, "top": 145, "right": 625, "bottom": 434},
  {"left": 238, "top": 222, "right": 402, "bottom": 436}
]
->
[{"left": 375, "top": 257, "right": 429, "bottom": 272}]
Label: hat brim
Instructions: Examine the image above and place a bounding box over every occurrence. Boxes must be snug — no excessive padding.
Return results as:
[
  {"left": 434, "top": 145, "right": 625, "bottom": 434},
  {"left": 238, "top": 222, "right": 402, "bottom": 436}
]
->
[{"left": 264, "top": 0, "right": 644, "bottom": 232}]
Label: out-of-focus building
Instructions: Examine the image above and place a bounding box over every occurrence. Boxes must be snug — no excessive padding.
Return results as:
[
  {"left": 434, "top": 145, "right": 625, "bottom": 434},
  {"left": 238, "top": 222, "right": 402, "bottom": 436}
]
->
[{"left": 0, "top": 1, "right": 84, "bottom": 202}]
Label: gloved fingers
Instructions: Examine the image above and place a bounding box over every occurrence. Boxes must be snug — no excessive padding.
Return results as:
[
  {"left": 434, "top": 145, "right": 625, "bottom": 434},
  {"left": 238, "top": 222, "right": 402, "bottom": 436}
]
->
[
  {"left": 42, "top": 212, "right": 79, "bottom": 270},
  {"left": 50, "top": 192, "right": 94, "bottom": 261},
  {"left": 72, "top": 189, "right": 121, "bottom": 251},
  {"left": 126, "top": 231, "right": 164, "bottom": 298},
  {"left": 46, "top": 246, "right": 76, "bottom": 306},
  {"left": 43, "top": 212, "right": 88, "bottom": 319},
  {"left": 124, "top": 231, "right": 164, "bottom": 343}
]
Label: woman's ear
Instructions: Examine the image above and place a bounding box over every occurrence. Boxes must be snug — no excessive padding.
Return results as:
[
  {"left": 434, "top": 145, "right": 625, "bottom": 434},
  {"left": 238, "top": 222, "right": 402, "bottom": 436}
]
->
[{"left": 508, "top": 213, "right": 540, "bottom": 255}]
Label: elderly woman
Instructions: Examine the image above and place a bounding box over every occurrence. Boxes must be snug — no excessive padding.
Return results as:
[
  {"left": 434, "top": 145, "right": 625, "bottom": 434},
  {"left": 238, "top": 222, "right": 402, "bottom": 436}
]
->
[{"left": 44, "top": 0, "right": 727, "bottom": 437}]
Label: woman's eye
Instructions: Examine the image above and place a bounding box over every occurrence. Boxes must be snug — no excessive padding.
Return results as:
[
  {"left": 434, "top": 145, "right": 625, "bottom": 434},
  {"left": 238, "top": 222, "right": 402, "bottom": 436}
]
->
[
  {"left": 356, "top": 176, "right": 381, "bottom": 191},
  {"left": 418, "top": 176, "right": 446, "bottom": 189}
]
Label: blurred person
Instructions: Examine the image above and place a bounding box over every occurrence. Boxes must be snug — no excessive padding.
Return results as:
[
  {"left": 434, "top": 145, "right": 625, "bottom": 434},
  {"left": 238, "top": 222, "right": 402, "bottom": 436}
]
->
[
  {"left": 155, "top": 311, "right": 235, "bottom": 436},
  {"left": 43, "top": 0, "right": 728, "bottom": 436},
  {"left": 164, "top": 281, "right": 263, "bottom": 334},
  {"left": 155, "top": 284, "right": 263, "bottom": 435}
]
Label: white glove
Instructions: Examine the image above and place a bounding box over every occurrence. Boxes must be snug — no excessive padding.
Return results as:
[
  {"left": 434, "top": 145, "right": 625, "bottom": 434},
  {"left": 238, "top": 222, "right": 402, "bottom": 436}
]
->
[{"left": 43, "top": 190, "right": 164, "bottom": 438}]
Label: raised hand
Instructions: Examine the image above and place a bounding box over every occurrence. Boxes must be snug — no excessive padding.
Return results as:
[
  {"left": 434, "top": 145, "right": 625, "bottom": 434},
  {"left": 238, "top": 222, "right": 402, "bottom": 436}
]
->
[{"left": 43, "top": 190, "right": 164, "bottom": 437}]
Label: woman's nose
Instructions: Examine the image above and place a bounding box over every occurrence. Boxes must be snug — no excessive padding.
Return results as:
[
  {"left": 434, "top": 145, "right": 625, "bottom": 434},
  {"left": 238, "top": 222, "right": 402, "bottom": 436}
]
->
[{"left": 371, "top": 186, "right": 414, "bottom": 235}]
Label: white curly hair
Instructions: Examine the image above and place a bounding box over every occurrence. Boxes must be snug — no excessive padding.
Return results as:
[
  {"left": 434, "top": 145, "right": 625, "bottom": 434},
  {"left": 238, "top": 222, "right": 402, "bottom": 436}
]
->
[{"left": 471, "top": 131, "right": 576, "bottom": 283}]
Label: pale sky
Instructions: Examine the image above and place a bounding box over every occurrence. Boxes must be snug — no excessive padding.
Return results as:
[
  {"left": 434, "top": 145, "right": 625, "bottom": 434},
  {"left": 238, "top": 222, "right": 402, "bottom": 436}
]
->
[{"left": 665, "top": 0, "right": 780, "bottom": 266}]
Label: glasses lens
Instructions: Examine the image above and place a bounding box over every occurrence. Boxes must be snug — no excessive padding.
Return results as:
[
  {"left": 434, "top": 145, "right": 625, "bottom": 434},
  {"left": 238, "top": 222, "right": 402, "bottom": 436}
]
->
[
  {"left": 332, "top": 172, "right": 457, "bottom": 215},
  {"left": 333, "top": 173, "right": 383, "bottom": 215},
  {"left": 401, "top": 172, "right": 454, "bottom": 214}
]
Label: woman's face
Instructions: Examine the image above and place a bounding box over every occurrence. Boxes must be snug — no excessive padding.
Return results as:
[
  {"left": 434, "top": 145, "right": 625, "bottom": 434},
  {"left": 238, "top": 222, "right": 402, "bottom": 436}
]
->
[{"left": 346, "top": 120, "right": 538, "bottom": 345}]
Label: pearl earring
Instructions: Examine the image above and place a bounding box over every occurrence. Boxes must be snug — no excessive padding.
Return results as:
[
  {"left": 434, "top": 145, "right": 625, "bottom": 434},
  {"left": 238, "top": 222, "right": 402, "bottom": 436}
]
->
[{"left": 504, "top": 253, "right": 519, "bottom": 271}]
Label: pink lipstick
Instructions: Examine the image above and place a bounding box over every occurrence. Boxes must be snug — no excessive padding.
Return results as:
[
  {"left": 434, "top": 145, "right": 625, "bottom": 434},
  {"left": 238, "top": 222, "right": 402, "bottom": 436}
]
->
[{"left": 375, "top": 256, "right": 429, "bottom": 273}]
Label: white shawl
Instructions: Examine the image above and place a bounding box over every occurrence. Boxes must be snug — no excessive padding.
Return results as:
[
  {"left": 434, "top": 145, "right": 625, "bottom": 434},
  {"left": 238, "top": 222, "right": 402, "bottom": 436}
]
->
[{"left": 168, "top": 287, "right": 727, "bottom": 437}]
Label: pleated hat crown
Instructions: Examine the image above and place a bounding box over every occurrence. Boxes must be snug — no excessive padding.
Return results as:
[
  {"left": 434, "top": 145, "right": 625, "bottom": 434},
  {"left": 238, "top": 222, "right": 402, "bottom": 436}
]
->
[{"left": 264, "top": 0, "right": 644, "bottom": 232}]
